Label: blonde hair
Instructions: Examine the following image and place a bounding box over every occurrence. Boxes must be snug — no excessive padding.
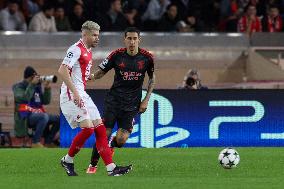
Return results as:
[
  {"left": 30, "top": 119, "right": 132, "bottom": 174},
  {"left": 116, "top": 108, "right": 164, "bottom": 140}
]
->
[{"left": 81, "top": 21, "right": 100, "bottom": 31}]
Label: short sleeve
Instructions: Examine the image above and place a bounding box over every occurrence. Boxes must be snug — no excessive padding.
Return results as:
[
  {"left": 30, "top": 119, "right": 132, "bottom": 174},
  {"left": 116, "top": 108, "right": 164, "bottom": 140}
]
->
[
  {"left": 98, "top": 53, "right": 115, "bottom": 73},
  {"left": 62, "top": 45, "right": 81, "bottom": 68}
]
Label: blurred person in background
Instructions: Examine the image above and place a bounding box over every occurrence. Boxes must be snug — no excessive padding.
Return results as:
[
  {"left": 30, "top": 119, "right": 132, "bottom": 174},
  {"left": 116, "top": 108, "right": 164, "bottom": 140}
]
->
[
  {"left": 55, "top": 6, "right": 71, "bottom": 31},
  {"left": 24, "top": 0, "right": 45, "bottom": 23},
  {"left": 13, "top": 66, "right": 59, "bottom": 148},
  {"left": 176, "top": 20, "right": 191, "bottom": 32},
  {"left": 158, "top": 3, "right": 179, "bottom": 31},
  {"left": 0, "top": 0, "right": 27, "bottom": 31},
  {"left": 122, "top": 0, "right": 146, "bottom": 29},
  {"left": 98, "top": 0, "right": 128, "bottom": 31},
  {"left": 262, "top": 5, "right": 283, "bottom": 32},
  {"left": 28, "top": 3, "right": 57, "bottom": 32},
  {"left": 141, "top": 0, "right": 170, "bottom": 31},
  {"left": 219, "top": 0, "right": 243, "bottom": 32},
  {"left": 181, "top": 69, "right": 207, "bottom": 89},
  {"left": 238, "top": 4, "right": 262, "bottom": 36},
  {"left": 69, "top": 3, "right": 86, "bottom": 31}
]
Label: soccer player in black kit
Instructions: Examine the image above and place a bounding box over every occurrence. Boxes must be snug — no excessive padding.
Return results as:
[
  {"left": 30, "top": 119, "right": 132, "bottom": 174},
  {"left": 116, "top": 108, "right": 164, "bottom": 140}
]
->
[{"left": 86, "top": 27, "right": 156, "bottom": 174}]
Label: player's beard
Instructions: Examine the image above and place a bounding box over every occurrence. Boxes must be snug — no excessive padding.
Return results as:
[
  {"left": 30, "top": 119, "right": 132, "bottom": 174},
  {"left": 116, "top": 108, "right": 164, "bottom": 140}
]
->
[{"left": 92, "top": 41, "right": 98, "bottom": 48}]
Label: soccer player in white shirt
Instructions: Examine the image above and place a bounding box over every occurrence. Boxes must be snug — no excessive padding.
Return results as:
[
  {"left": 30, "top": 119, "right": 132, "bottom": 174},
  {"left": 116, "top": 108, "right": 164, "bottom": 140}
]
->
[{"left": 58, "top": 21, "right": 132, "bottom": 176}]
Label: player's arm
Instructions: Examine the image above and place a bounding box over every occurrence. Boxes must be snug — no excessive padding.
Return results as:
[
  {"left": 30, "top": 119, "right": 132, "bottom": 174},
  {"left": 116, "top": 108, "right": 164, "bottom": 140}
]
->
[
  {"left": 90, "top": 68, "right": 106, "bottom": 81},
  {"left": 139, "top": 73, "right": 156, "bottom": 113},
  {"left": 139, "top": 56, "right": 156, "bottom": 113},
  {"left": 58, "top": 46, "right": 82, "bottom": 107},
  {"left": 90, "top": 52, "right": 116, "bottom": 81},
  {"left": 58, "top": 65, "right": 78, "bottom": 95}
]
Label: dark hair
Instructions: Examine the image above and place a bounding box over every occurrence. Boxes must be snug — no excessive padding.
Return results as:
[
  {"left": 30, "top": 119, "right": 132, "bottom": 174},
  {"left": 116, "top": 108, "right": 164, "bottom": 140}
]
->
[
  {"left": 166, "top": 3, "right": 177, "bottom": 11},
  {"left": 124, "top": 27, "right": 140, "bottom": 38},
  {"left": 244, "top": 3, "right": 256, "bottom": 13},
  {"left": 269, "top": 5, "right": 279, "bottom": 10},
  {"left": 8, "top": 0, "right": 19, "bottom": 4},
  {"left": 42, "top": 3, "right": 54, "bottom": 12},
  {"left": 24, "top": 66, "right": 37, "bottom": 79}
]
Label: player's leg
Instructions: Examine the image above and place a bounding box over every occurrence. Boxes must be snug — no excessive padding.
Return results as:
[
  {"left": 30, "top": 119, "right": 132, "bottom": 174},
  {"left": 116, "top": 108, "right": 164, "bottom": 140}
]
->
[
  {"left": 60, "top": 100, "right": 95, "bottom": 176},
  {"left": 86, "top": 97, "right": 132, "bottom": 176},
  {"left": 92, "top": 119, "right": 132, "bottom": 176},
  {"left": 61, "top": 119, "right": 94, "bottom": 176},
  {"left": 88, "top": 127, "right": 112, "bottom": 167},
  {"left": 110, "top": 110, "right": 137, "bottom": 148},
  {"left": 110, "top": 128, "right": 130, "bottom": 148},
  {"left": 87, "top": 107, "right": 116, "bottom": 173}
]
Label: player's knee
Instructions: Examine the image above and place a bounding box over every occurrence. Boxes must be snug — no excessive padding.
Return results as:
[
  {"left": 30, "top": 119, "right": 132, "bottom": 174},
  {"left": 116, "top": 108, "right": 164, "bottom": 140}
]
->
[
  {"left": 82, "top": 127, "right": 94, "bottom": 136},
  {"left": 116, "top": 137, "right": 126, "bottom": 148}
]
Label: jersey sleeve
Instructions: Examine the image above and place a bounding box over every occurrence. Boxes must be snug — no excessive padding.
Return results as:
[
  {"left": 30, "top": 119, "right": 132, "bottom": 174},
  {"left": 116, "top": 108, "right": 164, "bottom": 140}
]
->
[
  {"left": 62, "top": 45, "right": 81, "bottom": 68},
  {"left": 147, "top": 56, "right": 154, "bottom": 77},
  {"left": 98, "top": 52, "right": 116, "bottom": 73}
]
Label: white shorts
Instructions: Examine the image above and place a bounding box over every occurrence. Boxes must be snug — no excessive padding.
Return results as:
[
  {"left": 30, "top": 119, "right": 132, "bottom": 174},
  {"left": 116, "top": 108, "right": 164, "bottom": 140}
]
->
[{"left": 60, "top": 94, "right": 101, "bottom": 129}]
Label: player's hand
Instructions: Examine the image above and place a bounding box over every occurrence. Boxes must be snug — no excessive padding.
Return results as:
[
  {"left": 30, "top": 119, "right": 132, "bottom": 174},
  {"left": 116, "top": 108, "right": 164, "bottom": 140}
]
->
[
  {"left": 139, "top": 99, "right": 148, "bottom": 113},
  {"left": 43, "top": 80, "right": 51, "bottom": 89},
  {"left": 73, "top": 91, "right": 83, "bottom": 108}
]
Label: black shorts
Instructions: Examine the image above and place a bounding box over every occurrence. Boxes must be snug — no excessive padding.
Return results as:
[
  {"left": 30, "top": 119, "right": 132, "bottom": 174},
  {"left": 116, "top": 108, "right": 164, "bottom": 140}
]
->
[{"left": 103, "top": 106, "right": 138, "bottom": 133}]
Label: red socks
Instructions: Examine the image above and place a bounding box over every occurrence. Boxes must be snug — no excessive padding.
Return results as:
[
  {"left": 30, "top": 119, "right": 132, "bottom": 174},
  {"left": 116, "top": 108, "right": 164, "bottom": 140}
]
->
[
  {"left": 68, "top": 128, "right": 94, "bottom": 157},
  {"left": 94, "top": 123, "right": 113, "bottom": 165}
]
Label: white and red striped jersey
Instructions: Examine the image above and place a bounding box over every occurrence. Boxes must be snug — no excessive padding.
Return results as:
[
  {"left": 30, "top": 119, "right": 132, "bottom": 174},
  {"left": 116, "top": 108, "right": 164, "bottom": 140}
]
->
[{"left": 60, "top": 39, "right": 92, "bottom": 102}]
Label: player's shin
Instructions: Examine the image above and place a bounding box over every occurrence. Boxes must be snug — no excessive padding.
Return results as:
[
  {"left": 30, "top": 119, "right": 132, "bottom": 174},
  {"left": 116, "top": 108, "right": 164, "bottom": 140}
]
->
[
  {"left": 94, "top": 123, "right": 114, "bottom": 166},
  {"left": 68, "top": 127, "right": 94, "bottom": 158},
  {"left": 90, "top": 143, "right": 100, "bottom": 166}
]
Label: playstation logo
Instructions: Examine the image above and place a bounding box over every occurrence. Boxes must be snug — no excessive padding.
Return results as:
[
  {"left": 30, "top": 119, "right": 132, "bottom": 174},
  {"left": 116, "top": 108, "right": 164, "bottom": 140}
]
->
[{"left": 112, "top": 91, "right": 190, "bottom": 148}]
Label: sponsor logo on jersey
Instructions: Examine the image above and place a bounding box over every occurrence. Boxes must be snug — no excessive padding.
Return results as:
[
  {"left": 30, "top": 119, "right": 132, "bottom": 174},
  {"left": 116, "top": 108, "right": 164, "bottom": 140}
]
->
[{"left": 120, "top": 71, "right": 142, "bottom": 80}]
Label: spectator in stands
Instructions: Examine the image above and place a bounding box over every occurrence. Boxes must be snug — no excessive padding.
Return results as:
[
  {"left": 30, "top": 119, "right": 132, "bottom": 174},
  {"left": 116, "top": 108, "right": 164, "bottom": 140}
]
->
[
  {"left": 180, "top": 69, "right": 207, "bottom": 89},
  {"left": 238, "top": 4, "right": 262, "bottom": 36},
  {"left": 69, "top": 3, "right": 86, "bottom": 31},
  {"left": 171, "top": 0, "right": 191, "bottom": 21},
  {"left": 98, "top": 0, "right": 128, "bottom": 31},
  {"left": 0, "top": 1, "right": 6, "bottom": 10},
  {"left": 141, "top": 0, "right": 170, "bottom": 31},
  {"left": 262, "top": 5, "right": 283, "bottom": 32},
  {"left": 0, "top": 0, "right": 27, "bottom": 31},
  {"left": 219, "top": 0, "right": 243, "bottom": 32},
  {"left": 123, "top": 0, "right": 146, "bottom": 29},
  {"left": 54, "top": 6, "right": 71, "bottom": 31},
  {"left": 13, "top": 66, "right": 60, "bottom": 148},
  {"left": 185, "top": 13, "right": 205, "bottom": 32},
  {"left": 28, "top": 3, "right": 57, "bottom": 32},
  {"left": 158, "top": 3, "right": 179, "bottom": 31},
  {"left": 176, "top": 20, "right": 191, "bottom": 32},
  {"left": 25, "top": 0, "right": 44, "bottom": 23}
]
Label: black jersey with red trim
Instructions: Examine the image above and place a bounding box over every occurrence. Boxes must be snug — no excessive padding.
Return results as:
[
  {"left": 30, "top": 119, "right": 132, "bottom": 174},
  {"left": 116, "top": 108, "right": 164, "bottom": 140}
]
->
[{"left": 98, "top": 48, "right": 154, "bottom": 111}]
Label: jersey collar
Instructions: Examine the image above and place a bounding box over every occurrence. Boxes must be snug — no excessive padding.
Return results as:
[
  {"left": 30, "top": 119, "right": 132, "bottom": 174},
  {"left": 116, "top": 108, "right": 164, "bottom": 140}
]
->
[{"left": 79, "top": 39, "right": 91, "bottom": 53}]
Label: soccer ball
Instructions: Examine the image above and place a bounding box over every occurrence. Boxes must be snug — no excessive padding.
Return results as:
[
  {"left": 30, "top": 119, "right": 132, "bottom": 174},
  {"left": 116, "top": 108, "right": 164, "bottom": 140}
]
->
[{"left": 218, "top": 148, "right": 240, "bottom": 169}]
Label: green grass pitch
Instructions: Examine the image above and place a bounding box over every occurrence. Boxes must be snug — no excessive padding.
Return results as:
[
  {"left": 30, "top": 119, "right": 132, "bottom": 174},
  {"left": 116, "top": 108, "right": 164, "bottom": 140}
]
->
[{"left": 0, "top": 148, "right": 283, "bottom": 189}]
